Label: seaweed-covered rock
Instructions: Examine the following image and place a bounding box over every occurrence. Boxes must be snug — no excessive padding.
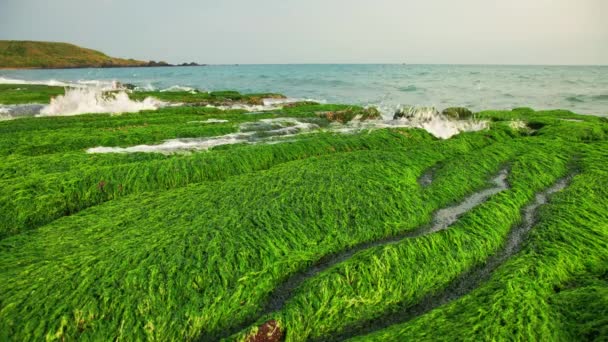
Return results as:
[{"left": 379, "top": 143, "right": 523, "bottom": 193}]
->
[
  {"left": 359, "top": 107, "right": 381, "bottom": 120},
  {"left": 245, "top": 93, "right": 286, "bottom": 105},
  {"left": 282, "top": 101, "right": 320, "bottom": 108},
  {"left": 442, "top": 107, "right": 473, "bottom": 120},
  {"left": 317, "top": 107, "right": 381, "bottom": 123},
  {"left": 122, "top": 83, "right": 137, "bottom": 90}
]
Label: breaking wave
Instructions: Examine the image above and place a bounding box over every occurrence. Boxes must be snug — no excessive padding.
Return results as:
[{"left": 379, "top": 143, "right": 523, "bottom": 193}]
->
[
  {"left": 1, "top": 77, "right": 486, "bottom": 138},
  {"left": 39, "top": 87, "right": 164, "bottom": 116},
  {"left": 160, "top": 85, "right": 197, "bottom": 93},
  {"left": 0, "top": 76, "right": 118, "bottom": 90},
  {"left": 187, "top": 119, "right": 230, "bottom": 124},
  {"left": 337, "top": 106, "right": 489, "bottom": 139}
]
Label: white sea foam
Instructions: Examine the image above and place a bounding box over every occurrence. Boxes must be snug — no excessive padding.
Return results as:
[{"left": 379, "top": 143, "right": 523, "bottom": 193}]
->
[
  {"left": 0, "top": 76, "right": 73, "bottom": 87},
  {"left": 339, "top": 106, "right": 489, "bottom": 139},
  {"left": 134, "top": 83, "right": 156, "bottom": 92},
  {"left": 87, "top": 134, "right": 247, "bottom": 154},
  {"left": 0, "top": 77, "right": 119, "bottom": 90},
  {"left": 87, "top": 106, "right": 487, "bottom": 154},
  {"left": 160, "top": 85, "right": 196, "bottom": 93},
  {"left": 187, "top": 119, "right": 230, "bottom": 124},
  {"left": 262, "top": 97, "right": 325, "bottom": 106},
  {"left": 509, "top": 120, "right": 527, "bottom": 130},
  {"left": 87, "top": 117, "right": 318, "bottom": 154},
  {"left": 208, "top": 97, "right": 324, "bottom": 112},
  {"left": 208, "top": 103, "right": 269, "bottom": 112},
  {"left": 39, "top": 87, "right": 164, "bottom": 116}
]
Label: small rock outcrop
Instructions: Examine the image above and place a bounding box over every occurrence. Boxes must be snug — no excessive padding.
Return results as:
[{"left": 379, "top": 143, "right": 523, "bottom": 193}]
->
[
  {"left": 146, "top": 60, "right": 172, "bottom": 67},
  {"left": 178, "top": 62, "right": 205, "bottom": 67},
  {"left": 246, "top": 320, "right": 283, "bottom": 342},
  {"left": 442, "top": 107, "right": 474, "bottom": 120}
]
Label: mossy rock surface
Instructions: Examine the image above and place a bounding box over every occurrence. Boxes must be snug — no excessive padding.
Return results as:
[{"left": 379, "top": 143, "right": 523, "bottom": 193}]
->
[
  {"left": 317, "top": 107, "right": 381, "bottom": 123},
  {"left": 442, "top": 107, "right": 474, "bottom": 119}
]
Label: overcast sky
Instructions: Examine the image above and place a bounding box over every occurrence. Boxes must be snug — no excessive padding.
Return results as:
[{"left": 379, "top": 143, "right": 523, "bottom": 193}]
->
[{"left": 1, "top": 0, "right": 606, "bottom": 65}]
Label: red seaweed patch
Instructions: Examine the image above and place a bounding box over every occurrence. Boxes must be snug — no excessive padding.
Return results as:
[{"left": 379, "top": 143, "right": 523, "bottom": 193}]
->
[{"left": 246, "top": 320, "right": 283, "bottom": 342}]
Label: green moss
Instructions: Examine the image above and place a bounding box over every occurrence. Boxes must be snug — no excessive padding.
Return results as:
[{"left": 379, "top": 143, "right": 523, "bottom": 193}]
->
[
  {"left": 0, "top": 95, "right": 606, "bottom": 341},
  {"left": 0, "top": 84, "right": 65, "bottom": 104}
]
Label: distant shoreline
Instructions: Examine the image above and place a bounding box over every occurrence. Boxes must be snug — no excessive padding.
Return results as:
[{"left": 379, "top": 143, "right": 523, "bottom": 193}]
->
[
  {"left": 0, "top": 64, "right": 206, "bottom": 71},
  {"left": 0, "top": 40, "right": 204, "bottom": 70}
]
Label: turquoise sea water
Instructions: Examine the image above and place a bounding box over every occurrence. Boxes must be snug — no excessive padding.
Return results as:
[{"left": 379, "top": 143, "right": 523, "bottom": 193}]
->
[{"left": 1, "top": 64, "right": 607, "bottom": 115}]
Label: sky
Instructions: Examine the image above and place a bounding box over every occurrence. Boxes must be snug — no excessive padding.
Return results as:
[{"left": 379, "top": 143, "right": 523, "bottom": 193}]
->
[{"left": 1, "top": 0, "right": 606, "bottom": 65}]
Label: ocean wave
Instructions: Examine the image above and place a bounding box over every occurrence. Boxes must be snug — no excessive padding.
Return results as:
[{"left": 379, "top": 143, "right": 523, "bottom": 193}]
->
[
  {"left": 134, "top": 83, "right": 156, "bottom": 92},
  {"left": 591, "top": 94, "right": 608, "bottom": 101},
  {"left": 0, "top": 76, "right": 73, "bottom": 87},
  {"left": 396, "top": 85, "right": 418, "bottom": 92},
  {"left": 0, "top": 77, "right": 119, "bottom": 90},
  {"left": 160, "top": 85, "right": 197, "bottom": 93},
  {"left": 39, "top": 87, "right": 163, "bottom": 116},
  {"left": 565, "top": 96, "right": 584, "bottom": 103},
  {"left": 187, "top": 119, "right": 230, "bottom": 124},
  {"left": 566, "top": 94, "right": 608, "bottom": 104},
  {"left": 371, "top": 105, "right": 489, "bottom": 139}
]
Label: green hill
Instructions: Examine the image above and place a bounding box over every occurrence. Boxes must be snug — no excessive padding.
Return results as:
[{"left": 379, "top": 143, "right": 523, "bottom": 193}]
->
[{"left": 0, "top": 40, "right": 166, "bottom": 69}]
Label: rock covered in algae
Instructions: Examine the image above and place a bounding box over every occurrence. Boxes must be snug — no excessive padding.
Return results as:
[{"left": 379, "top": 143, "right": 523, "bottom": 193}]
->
[{"left": 442, "top": 107, "right": 474, "bottom": 120}]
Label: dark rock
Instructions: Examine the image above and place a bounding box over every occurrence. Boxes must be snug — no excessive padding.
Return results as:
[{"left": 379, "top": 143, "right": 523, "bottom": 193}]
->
[
  {"left": 246, "top": 320, "right": 283, "bottom": 342},
  {"left": 442, "top": 107, "right": 474, "bottom": 120},
  {"left": 146, "top": 60, "right": 172, "bottom": 67},
  {"left": 178, "top": 62, "right": 203, "bottom": 67},
  {"left": 393, "top": 106, "right": 416, "bottom": 120},
  {"left": 114, "top": 82, "right": 136, "bottom": 90}
]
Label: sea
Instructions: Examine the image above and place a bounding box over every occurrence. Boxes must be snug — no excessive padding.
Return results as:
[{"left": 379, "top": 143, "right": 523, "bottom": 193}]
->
[{"left": 1, "top": 64, "right": 607, "bottom": 116}]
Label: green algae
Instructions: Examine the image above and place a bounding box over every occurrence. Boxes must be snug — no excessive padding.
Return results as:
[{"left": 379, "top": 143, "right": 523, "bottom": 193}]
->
[
  {"left": 0, "top": 88, "right": 606, "bottom": 342},
  {"left": 0, "top": 84, "right": 65, "bottom": 104}
]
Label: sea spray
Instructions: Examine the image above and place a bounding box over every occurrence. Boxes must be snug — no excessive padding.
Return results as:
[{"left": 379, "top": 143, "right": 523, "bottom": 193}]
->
[
  {"left": 334, "top": 106, "right": 488, "bottom": 139},
  {"left": 39, "top": 87, "right": 163, "bottom": 116},
  {"left": 0, "top": 76, "right": 119, "bottom": 90},
  {"left": 160, "top": 85, "right": 197, "bottom": 93}
]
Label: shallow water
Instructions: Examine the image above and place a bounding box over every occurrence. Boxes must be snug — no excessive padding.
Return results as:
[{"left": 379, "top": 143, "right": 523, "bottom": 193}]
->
[
  {"left": 2, "top": 64, "right": 607, "bottom": 115},
  {"left": 207, "top": 169, "right": 509, "bottom": 341},
  {"left": 321, "top": 175, "right": 572, "bottom": 342}
]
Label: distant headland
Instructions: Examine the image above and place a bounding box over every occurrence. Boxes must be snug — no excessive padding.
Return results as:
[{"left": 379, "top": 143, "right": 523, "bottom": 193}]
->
[{"left": 0, "top": 40, "right": 204, "bottom": 69}]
